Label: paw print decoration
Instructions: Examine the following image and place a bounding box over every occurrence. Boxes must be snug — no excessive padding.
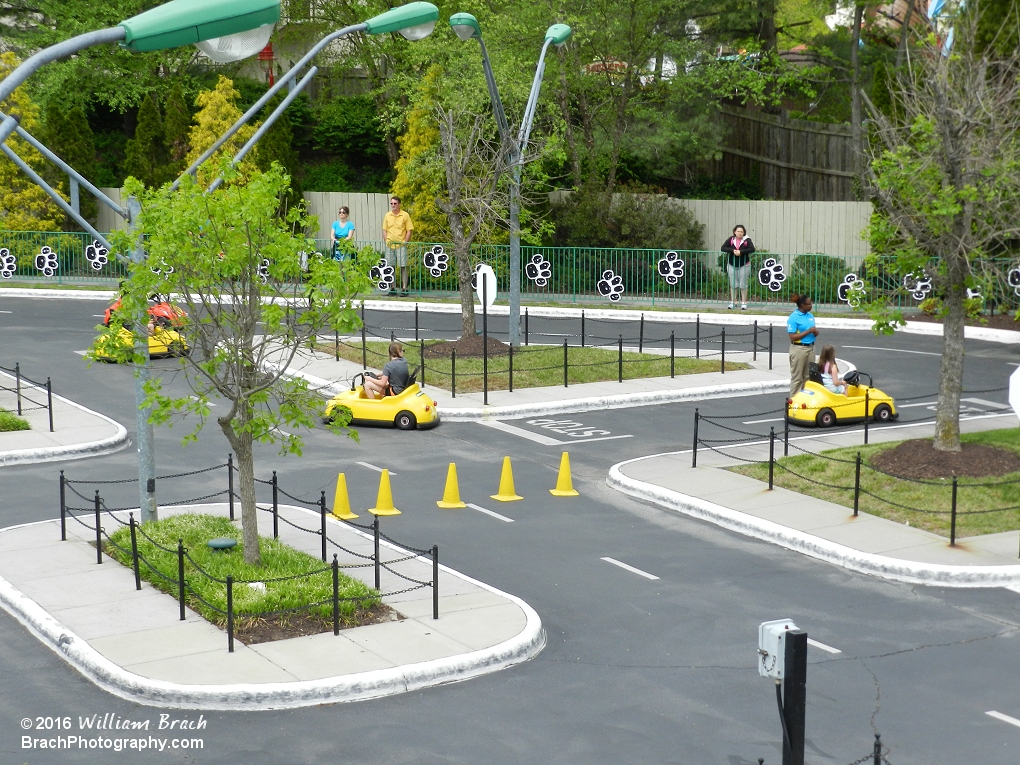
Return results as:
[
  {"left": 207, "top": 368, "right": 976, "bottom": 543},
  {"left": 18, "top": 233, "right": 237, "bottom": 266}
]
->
[
  {"left": 257, "top": 258, "right": 271, "bottom": 284},
  {"left": 656, "top": 251, "right": 685, "bottom": 285},
  {"left": 35, "top": 246, "right": 58, "bottom": 277},
  {"left": 0, "top": 248, "right": 15, "bottom": 279},
  {"left": 1007, "top": 265, "right": 1020, "bottom": 296},
  {"left": 596, "top": 269, "right": 625, "bottom": 302},
  {"left": 837, "top": 273, "right": 867, "bottom": 308},
  {"left": 423, "top": 245, "right": 449, "bottom": 278},
  {"left": 525, "top": 254, "right": 552, "bottom": 287},
  {"left": 85, "top": 240, "right": 109, "bottom": 271},
  {"left": 757, "top": 258, "right": 786, "bottom": 292},
  {"left": 903, "top": 272, "right": 933, "bottom": 301},
  {"left": 151, "top": 260, "right": 174, "bottom": 278},
  {"left": 370, "top": 258, "right": 395, "bottom": 292}
]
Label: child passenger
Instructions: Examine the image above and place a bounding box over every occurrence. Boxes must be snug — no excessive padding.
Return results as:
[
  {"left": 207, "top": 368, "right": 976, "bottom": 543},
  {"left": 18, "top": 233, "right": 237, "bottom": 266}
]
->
[{"left": 818, "top": 345, "right": 847, "bottom": 395}]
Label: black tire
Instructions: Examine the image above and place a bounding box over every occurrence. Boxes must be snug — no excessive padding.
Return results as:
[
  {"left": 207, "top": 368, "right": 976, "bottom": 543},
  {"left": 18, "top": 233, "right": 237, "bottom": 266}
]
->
[
  {"left": 395, "top": 411, "right": 416, "bottom": 430},
  {"left": 873, "top": 403, "right": 892, "bottom": 422},
  {"left": 816, "top": 408, "right": 836, "bottom": 427}
]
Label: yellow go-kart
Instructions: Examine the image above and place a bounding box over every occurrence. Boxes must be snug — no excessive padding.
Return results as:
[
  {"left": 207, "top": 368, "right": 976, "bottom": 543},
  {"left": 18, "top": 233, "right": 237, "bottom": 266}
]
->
[
  {"left": 95, "top": 325, "right": 189, "bottom": 362},
  {"left": 787, "top": 370, "right": 897, "bottom": 427},
  {"left": 323, "top": 370, "right": 439, "bottom": 430}
]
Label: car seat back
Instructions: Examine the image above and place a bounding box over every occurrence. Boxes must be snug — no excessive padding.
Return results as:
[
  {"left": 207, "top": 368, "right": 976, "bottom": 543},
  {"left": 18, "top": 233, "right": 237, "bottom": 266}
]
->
[{"left": 808, "top": 362, "right": 823, "bottom": 384}]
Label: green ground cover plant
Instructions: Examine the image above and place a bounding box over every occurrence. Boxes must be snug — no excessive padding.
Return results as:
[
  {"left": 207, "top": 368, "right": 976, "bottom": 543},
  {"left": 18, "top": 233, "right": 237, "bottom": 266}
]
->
[
  {"left": 320, "top": 340, "right": 748, "bottom": 393},
  {"left": 730, "top": 430, "right": 1020, "bottom": 538},
  {"left": 0, "top": 408, "right": 30, "bottom": 431},
  {"left": 105, "top": 514, "right": 379, "bottom": 629}
]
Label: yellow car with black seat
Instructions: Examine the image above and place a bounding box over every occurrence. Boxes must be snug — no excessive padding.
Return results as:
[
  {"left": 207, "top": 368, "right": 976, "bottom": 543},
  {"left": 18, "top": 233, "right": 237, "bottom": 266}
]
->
[
  {"left": 787, "top": 370, "right": 897, "bottom": 427},
  {"left": 95, "top": 325, "right": 189, "bottom": 362},
  {"left": 323, "top": 369, "right": 439, "bottom": 430}
]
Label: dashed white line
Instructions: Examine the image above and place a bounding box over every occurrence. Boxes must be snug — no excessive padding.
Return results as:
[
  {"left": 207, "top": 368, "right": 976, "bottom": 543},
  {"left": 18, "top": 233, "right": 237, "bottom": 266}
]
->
[
  {"left": 600, "top": 557, "right": 659, "bottom": 580},
  {"left": 743, "top": 417, "right": 785, "bottom": 424},
  {"left": 896, "top": 401, "right": 938, "bottom": 409},
  {"left": 986, "top": 711, "right": 1020, "bottom": 729},
  {"left": 1005, "top": 585, "right": 1020, "bottom": 595},
  {"left": 807, "top": 638, "right": 842, "bottom": 654},
  {"left": 843, "top": 345, "right": 942, "bottom": 356},
  {"left": 356, "top": 461, "right": 394, "bottom": 474},
  {"left": 466, "top": 503, "right": 514, "bottom": 523}
]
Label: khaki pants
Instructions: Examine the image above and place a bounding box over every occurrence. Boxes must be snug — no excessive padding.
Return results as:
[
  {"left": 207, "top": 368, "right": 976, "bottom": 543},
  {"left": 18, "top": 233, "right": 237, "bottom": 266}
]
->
[{"left": 789, "top": 343, "right": 815, "bottom": 397}]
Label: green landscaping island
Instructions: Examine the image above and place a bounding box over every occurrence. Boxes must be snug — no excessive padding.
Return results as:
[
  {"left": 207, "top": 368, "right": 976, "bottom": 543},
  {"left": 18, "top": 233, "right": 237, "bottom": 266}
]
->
[{"left": 0, "top": 408, "right": 30, "bottom": 432}]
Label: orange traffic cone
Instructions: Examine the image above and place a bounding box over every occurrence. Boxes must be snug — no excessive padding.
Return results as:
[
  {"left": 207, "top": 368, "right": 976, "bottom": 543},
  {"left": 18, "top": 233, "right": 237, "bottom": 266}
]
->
[
  {"left": 549, "top": 452, "right": 579, "bottom": 497},
  {"left": 491, "top": 456, "right": 523, "bottom": 502},
  {"left": 368, "top": 469, "right": 401, "bottom": 516},
  {"left": 332, "top": 473, "right": 358, "bottom": 519},
  {"left": 437, "top": 463, "right": 466, "bottom": 508}
]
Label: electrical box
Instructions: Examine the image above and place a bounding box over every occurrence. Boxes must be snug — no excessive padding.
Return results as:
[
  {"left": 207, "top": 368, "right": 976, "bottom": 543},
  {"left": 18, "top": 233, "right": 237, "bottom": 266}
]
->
[{"left": 758, "top": 619, "right": 798, "bottom": 679}]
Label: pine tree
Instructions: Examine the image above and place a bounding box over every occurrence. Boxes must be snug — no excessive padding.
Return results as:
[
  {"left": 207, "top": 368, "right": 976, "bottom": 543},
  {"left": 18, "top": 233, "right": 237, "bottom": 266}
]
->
[
  {"left": 253, "top": 93, "right": 303, "bottom": 209},
  {"left": 123, "top": 92, "right": 168, "bottom": 187},
  {"left": 185, "top": 76, "right": 258, "bottom": 187},
  {"left": 163, "top": 81, "right": 192, "bottom": 180}
]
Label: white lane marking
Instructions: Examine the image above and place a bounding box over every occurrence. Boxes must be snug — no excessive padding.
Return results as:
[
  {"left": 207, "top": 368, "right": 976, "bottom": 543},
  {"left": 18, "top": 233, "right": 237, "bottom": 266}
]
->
[
  {"left": 807, "top": 638, "right": 842, "bottom": 654},
  {"left": 897, "top": 400, "right": 938, "bottom": 408},
  {"left": 744, "top": 417, "right": 785, "bottom": 424},
  {"left": 0, "top": 310, "right": 11, "bottom": 314},
  {"left": 74, "top": 350, "right": 88, "bottom": 357},
  {"left": 356, "top": 461, "right": 394, "bottom": 475},
  {"left": 600, "top": 557, "right": 659, "bottom": 580},
  {"left": 466, "top": 503, "right": 514, "bottom": 523},
  {"left": 190, "top": 396, "right": 215, "bottom": 407},
  {"left": 1006, "top": 585, "right": 1020, "bottom": 595},
  {"left": 962, "top": 398, "right": 1007, "bottom": 410},
  {"left": 271, "top": 426, "right": 292, "bottom": 438},
  {"left": 986, "top": 711, "right": 1020, "bottom": 729},
  {"left": 478, "top": 419, "right": 633, "bottom": 445},
  {"left": 843, "top": 345, "right": 942, "bottom": 356}
]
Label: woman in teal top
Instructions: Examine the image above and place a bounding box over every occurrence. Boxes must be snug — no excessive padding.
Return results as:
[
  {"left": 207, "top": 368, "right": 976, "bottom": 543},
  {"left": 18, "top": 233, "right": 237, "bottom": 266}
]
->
[
  {"left": 786, "top": 293, "right": 818, "bottom": 399},
  {"left": 331, "top": 207, "right": 355, "bottom": 259}
]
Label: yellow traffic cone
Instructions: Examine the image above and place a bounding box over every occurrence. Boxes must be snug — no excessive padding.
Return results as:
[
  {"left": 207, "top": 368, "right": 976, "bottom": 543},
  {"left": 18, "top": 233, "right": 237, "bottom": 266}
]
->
[
  {"left": 550, "top": 452, "right": 580, "bottom": 497},
  {"left": 437, "top": 463, "right": 467, "bottom": 508},
  {"left": 331, "top": 473, "right": 358, "bottom": 520},
  {"left": 368, "top": 469, "right": 401, "bottom": 516},
  {"left": 491, "top": 456, "right": 523, "bottom": 502}
]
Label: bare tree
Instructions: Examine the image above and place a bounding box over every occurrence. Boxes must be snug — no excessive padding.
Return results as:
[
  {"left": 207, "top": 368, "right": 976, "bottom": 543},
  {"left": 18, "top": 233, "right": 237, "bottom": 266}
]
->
[{"left": 863, "top": 11, "right": 1020, "bottom": 451}]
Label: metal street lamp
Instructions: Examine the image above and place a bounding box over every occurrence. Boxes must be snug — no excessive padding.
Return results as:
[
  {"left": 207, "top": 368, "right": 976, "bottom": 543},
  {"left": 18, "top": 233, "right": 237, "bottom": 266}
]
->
[
  {"left": 449, "top": 14, "right": 571, "bottom": 346},
  {"left": 0, "top": 0, "right": 283, "bottom": 525}
]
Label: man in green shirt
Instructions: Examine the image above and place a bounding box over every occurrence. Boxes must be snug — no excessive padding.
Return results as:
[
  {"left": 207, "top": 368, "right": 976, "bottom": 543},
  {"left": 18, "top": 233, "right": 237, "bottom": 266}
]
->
[{"left": 381, "top": 196, "right": 413, "bottom": 296}]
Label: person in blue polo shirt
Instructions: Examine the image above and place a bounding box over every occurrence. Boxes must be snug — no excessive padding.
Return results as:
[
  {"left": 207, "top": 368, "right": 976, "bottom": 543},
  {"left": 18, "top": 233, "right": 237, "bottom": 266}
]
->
[{"left": 787, "top": 293, "right": 818, "bottom": 399}]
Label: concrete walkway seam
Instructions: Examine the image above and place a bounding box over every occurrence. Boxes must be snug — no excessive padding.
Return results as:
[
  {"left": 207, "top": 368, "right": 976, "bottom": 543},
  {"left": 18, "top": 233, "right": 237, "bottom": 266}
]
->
[
  {"left": 0, "top": 513, "right": 544, "bottom": 711},
  {"left": 607, "top": 460, "right": 1020, "bottom": 588}
]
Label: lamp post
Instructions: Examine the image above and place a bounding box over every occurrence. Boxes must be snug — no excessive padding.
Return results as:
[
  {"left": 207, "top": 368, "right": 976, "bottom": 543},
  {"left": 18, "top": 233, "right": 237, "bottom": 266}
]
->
[
  {"left": 0, "top": 0, "right": 282, "bottom": 524},
  {"left": 449, "top": 14, "right": 571, "bottom": 346}
]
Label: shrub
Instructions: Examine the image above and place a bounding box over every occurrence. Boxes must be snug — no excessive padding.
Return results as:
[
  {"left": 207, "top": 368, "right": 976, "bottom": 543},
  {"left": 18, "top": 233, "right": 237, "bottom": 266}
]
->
[
  {"left": 0, "top": 408, "right": 29, "bottom": 431},
  {"left": 549, "top": 190, "right": 704, "bottom": 250}
]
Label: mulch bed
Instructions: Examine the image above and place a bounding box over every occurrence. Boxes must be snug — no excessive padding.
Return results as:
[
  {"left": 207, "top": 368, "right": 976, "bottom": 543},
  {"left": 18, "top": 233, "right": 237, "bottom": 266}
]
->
[
  {"left": 869, "top": 439, "right": 1020, "bottom": 479},
  {"left": 422, "top": 335, "right": 510, "bottom": 359},
  {"left": 233, "top": 603, "right": 402, "bottom": 645}
]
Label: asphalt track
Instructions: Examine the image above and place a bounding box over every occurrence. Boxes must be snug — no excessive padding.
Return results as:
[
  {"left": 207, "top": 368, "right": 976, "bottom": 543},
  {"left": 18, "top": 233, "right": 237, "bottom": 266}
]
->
[{"left": 1, "top": 294, "right": 1019, "bottom": 765}]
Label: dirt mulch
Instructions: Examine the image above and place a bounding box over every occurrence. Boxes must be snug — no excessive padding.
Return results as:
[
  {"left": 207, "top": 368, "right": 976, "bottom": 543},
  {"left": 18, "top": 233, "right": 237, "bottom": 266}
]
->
[
  {"left": 423, "top": 335, "right": 510, "bottom": 359},
  {"left": 869, "top": 439, "right": 1020, "bottom": 479},
  {"left": 905, "top": 312, "right": 1020, "bottom": 332},
  {"left": 233, "top": 603, "right": 402, "bottom": 645}
]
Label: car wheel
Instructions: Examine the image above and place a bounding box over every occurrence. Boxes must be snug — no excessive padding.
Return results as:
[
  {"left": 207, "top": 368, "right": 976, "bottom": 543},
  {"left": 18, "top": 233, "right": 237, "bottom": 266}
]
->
[
  {"left": 873, "top": 403, "right": 892, "bottom": 422},
  {"left": 395, "top": 411, "right": 416, "bottom": 430},
  {"left": 815, "top": 408, "right": 836, "bottom": 427}
]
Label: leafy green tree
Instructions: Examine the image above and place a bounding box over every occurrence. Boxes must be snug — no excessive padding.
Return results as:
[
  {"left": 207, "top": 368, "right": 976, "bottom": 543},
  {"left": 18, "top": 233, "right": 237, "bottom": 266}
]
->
[
  {"left": 864, "top": 15, "right": 1020, "bottom": 451},
  {"left": 185, "top": 77, "right": 259, "bottom": 188},
  {"left": 123, "top": 93, "right": 169, "bottom": 188},
  {"left": 38, "top": 102, "right": 99, "bottom": 228},
  {"left": 163, "top": 82, "right": 193, "bottom": 181},
  {"left": 253, "top": 94, "right": 304, "bottom": 208},
  {"left": 95, "top": 166, "right": 371, "bottom": 565}
]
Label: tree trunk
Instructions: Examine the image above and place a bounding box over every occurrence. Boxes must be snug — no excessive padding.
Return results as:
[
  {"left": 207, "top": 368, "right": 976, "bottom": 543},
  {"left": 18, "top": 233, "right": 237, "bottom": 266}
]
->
[
  {"left": 448, "top": 208, "right": 475, "bottom": 339},
  {"left": 896, "top": 0, "right": 916, "bottom": 67},
  {"left": 219, "top": 408, "right": 261, "bottom": 565},
  {"left": 934, "top": 249, "right": 967, "bottom": 452},
  {"left": 850, "top": 2, "right": 865, "bottom": 183}
]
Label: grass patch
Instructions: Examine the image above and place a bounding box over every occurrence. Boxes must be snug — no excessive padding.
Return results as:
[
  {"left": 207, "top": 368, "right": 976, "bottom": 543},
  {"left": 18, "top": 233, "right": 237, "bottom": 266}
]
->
[
  {"left": 319, "top": 339, "right": 747, "bottom": 393},
  {"left": 0, "top": 408, "right": 30, "bottom": 431},
  {"left": 729, "top": 429, "right": 1020, "bottom": 537},
  {"left": 106, "top": 514, "right": 379, "bottom": 629}
]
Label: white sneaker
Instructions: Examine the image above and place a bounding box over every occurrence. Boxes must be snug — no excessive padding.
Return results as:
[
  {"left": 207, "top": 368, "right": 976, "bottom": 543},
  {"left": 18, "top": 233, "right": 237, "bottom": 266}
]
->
[
  {"left": 728, "top": 302, "right": 735, "bottom": 309},
  {"left": 741, "top": 303, "right": 747, "bottom": 310}
]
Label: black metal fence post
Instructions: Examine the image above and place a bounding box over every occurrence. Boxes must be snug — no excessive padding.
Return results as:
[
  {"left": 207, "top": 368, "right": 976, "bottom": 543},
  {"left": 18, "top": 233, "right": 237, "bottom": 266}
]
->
[
  {"left": 563, "top": 339, "right": 568, "bottom": 387},
  {"left": 618, "top": 335, "right": 623, "bottom": 383},
  {"left": 784, "top": 414, "right": 790, "bottom": 457},
  {"left": 670, "top": 331, "right": 675, "bottom": 378},
  {"left": 177, "top": 539, "right": 186, "bottom": 620},
  {"left": 508, "top": 344, "right": 514, "bottom": 393},
  {"left": 46, "top": 377, "right": 53, "bottom": 432},
  {"left": 361, "top": 303, "right": 367, "bottom": 370},
  {"left": 373, "top": 516, "right": 381, "bottom": 589},
  {"left": 94, "top": 491, "right": 102, "bottom": 564},
  {"left": 639, "top": 313, "right": 644, "bottom": 353},
  {"left": 692, "top": 409, "right": 699, "bottom": 468},
  {"left": 720, "top": 327, "right": 726, "bottom": 373},
  {"left": 332, "top": 554, "right": 340, "bottom": 636},
  {"left": 695, "top": 316, "right": 700, "bottom": 359},
  {"left": 227, "top": 454, "right": 235, "bottom": 521},
  {"left": 59, "top": 471, "right": 66, "bottom": 541},
  {"left": 129, "top": 513, "right": 141, "bottom": 590},
  {"left": 872, "top": 734, "right": 882, "bottom": 765},
  {"left": 15, "top": 362, "right": 22, "bottom": 415},
  {"left": 864, "top": 389, "right": 870, "bottom": 445},
  {"left": 451, "top": 348, "right": 456, "bottom": 398},
  {"left": 414, "top": 303, "right": 419, "bottom": 342},
  {"left": 581, "top": 310, "right": 585, "bottom": 347},
  {"left": 950, "top": 476, "right": 958, "bottom": 546},
  {"left": 524, "top": 307, "right": 529, "bottom": 345},
  {"left": 768, "top": 428, "right": 775, "bottom": 490},
  {"left": 753, "top": 320, "right": 758, "bottom": 361},
  {"left": 226, "top": 575, "right": 234, "bottom": 652},
  {"left": 853, "top": 453, "right": 862, "bottom": 517},
  {"left": 320, "top": 491, "right": 327, "bottom": 562},
  {"left": 272, "top": 471, "right": 279, "bottom": 539},
  {"left": 420, "top": 339, "right": 426, "bottom": 388},
  {"left": 768, "top": 325, "right": 773, "bottom": 370},
  {"left": 432, "top": 545, "right": 439, "bottom": 620}
]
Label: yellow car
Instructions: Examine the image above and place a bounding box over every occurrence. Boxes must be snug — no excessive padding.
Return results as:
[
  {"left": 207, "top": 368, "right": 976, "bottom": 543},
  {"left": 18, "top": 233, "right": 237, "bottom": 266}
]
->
[
  {"left": 96, "top": 326, "right": 190, "bottom": 362},
  {"left": 787, "top": 371, "right": 897, "bottom": 427},
  {"left": 323, "top": 371, "right": 439, "bottom": 430}
]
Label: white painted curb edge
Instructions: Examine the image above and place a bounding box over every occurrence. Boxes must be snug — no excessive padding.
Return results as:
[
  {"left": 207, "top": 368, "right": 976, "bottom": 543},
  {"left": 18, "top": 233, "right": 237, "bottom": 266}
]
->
[
  {"left": 606, "top": 462, "right": 1020, "bottom": 588},
  {"left": 0, "top": 519, "right": 545, "bottom": 711}
]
